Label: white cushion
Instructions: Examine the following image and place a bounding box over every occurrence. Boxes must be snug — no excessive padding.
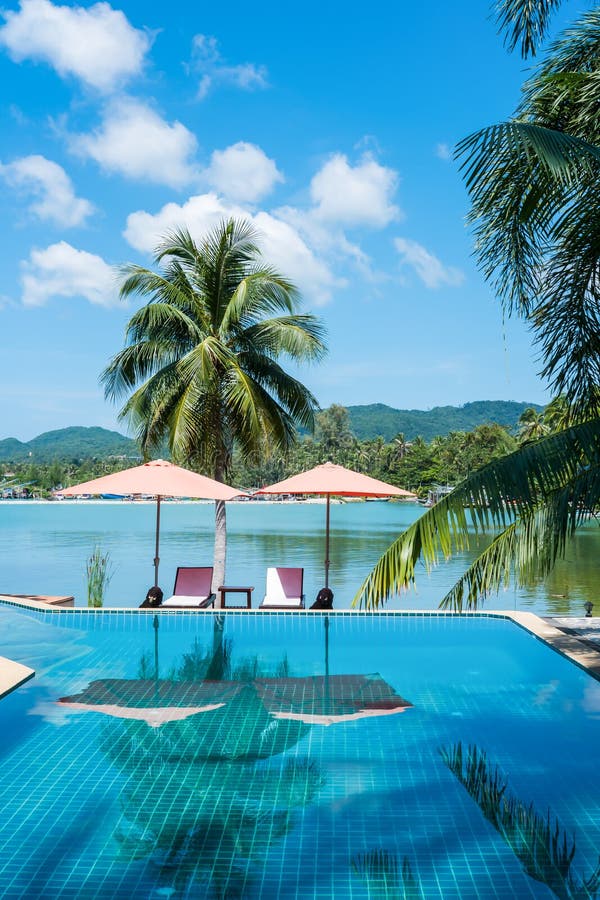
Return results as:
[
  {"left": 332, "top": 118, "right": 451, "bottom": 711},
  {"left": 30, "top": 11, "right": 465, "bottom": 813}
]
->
[
  {"left": 162, "top": 594, "right": 210, "bottom": 607},
  {"left": 263, "top": 568, "right": 303, "bottom": 607},
  {"left": 261, "top": 595, "right": 302, "bottom": 607}
]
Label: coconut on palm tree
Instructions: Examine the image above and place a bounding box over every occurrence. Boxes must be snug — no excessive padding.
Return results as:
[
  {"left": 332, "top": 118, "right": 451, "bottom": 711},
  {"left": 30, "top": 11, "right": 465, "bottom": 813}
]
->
[
  {"left": 103, "top": 219, "right": 326, "bottom": 602},
  {"left": 354, "top": 4, "right": 600, "bottom": 612}
]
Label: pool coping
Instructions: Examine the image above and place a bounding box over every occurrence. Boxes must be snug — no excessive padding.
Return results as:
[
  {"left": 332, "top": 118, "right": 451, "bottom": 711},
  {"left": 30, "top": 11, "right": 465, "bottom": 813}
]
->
[
  {"left": 0, "top": 655, "right": 34, "bottom": 699},
  {"left": 2, "top": 595, "right": 600, "bottom": 684}
]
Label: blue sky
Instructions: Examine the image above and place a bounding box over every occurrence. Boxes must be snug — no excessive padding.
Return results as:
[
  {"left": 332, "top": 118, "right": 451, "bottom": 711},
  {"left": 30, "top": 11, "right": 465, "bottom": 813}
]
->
[{"left": 0, "top": 0, "right": 586, "bottom": 440}]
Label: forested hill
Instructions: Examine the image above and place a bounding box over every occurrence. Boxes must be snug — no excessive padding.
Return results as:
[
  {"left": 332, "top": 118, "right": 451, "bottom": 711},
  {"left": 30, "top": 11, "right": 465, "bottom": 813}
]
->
[
  {"left": 0, "top": 401, "right": 543, "bottom": 461},
  {"left": 0, "top": 427, "right": 138, "bottom": 462},
  {"left": 347, "top": 401, "right": 543, "bottom": 442}
]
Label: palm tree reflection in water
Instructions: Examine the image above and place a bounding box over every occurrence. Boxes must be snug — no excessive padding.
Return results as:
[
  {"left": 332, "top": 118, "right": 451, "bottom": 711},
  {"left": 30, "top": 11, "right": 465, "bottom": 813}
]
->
[{"left": 100, "top": 629, "right": 323, "bottom": 898}]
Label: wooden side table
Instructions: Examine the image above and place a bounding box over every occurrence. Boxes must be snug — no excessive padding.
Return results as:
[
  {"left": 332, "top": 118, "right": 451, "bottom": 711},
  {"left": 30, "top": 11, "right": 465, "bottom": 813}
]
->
[{"left": 218, "top": 586, "right": 254, "bottom": 609}]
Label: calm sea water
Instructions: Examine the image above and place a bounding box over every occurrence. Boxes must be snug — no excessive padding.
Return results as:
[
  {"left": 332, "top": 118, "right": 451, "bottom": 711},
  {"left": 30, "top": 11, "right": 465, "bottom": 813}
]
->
[{"left": 1, "top": 500, "right": 598, "bottom": 614}]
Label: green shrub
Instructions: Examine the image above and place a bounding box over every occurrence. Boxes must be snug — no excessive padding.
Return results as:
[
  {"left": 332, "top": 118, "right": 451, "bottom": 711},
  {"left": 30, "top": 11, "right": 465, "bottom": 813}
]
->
[{"left": 86, "top": 546, "right": 113, "bottom": 608}]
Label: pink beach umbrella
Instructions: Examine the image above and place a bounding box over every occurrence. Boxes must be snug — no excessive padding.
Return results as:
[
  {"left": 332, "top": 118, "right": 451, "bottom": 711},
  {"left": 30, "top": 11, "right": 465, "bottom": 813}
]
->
[
  {"left": 255, "top": 462, "right": 416, "bottom": 588},
  {"left": 56, "top": 459, "right": 244, "bottom": 587}
]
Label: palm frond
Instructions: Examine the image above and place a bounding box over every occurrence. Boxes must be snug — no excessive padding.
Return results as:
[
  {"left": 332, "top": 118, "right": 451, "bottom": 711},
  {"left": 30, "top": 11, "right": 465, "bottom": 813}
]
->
[
  {"left": 238, "top": 352, "right": 320, "bottom": 431},
  {"left": 118, "top": 364, "right": 184, "bottom": 456},
  {"left": 124, "top": 302, "right": 202, "bottom": 347},
  {"left": 460, "top": 122, "right": 600, "bottom": 187},
  {"left": 241, "top": 316, "right": 327, "bottom": 362},
  {"left": 220, "top": 365, "right": 298, "bottom": 459},
  {"left": 495, "top": 0, "right": 564, "bottom": 58},
  {"left": 440, "top": 462, "right": 600, "bottom": 611},
  {"left": 102, "top": 342, "right": 182, "bottom": 401},
  {"left": 353, "top": 421, "right": 600, "bottom": 609},
  {"left": 221, "top": 271, "right": 300, "bottom": 334}
]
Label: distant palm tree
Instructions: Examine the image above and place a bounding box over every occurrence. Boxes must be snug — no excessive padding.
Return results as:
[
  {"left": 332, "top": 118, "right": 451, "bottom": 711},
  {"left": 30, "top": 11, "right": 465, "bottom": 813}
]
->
[
  {"left": 103, "top": 219, "right": 327, "bottom": 599},
  {"left": 517, "top": 408, "right": 549, "bottom": 444},
  {"left": 543, "top": 396, "right": 572, "bottom": 434}
]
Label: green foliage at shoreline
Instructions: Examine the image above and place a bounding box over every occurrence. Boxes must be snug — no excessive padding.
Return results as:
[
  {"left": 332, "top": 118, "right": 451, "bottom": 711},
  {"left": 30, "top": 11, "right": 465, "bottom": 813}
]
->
[{"left": 1, "top": 406, "right": 518, "bottom": 499}]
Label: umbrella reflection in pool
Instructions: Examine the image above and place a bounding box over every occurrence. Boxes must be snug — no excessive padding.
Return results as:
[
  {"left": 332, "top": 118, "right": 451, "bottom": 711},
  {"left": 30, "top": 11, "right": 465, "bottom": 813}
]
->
[{"left": 56, "top": 622, "right": 413, "bottom": 896}]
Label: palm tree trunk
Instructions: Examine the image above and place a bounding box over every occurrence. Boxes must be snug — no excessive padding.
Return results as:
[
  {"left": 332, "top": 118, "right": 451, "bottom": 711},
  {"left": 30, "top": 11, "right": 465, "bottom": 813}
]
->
[{"left": 213, "top": 499, "right": 227, "bottom": 607}]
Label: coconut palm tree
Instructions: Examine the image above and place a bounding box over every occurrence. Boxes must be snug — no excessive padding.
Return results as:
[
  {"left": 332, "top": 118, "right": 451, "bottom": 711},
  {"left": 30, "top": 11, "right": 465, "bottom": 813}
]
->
[
  {"left": 517, "top": 407, "right": 549, "bottom": 444},
  {"left": 103, "top": 219, "right": 326, "bottom": 599},
  {"left": 543, "top": 396, "right": 572, "bottom": 433},
  {"left": 353, "top": 7, "right": 600, "bottom": 612}
]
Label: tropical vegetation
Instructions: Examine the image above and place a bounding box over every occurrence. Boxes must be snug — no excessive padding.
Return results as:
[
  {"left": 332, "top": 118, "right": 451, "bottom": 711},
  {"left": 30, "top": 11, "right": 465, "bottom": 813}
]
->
[
  {"left": 85, "top": 546, "right": 113, "bottom": 608},
  {"left": 101, "top": 218, "right": 326, "bottom": 597},
  {"left": 0, "top": 400, "right": 542, "bottom": 462},
  {"left": 3, "top": 400, "right": 575, "bottom": 501},
  {"left": 355, "top": 2, "right": 600, "bottom": 610}
]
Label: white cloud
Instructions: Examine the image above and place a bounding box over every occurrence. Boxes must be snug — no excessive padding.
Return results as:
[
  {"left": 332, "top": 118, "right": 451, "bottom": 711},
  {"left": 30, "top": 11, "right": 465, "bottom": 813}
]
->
[
  {"left": 394, "top": 237, "right": 464, "bottom": 289},
  {"left": 0, "top": 0, "right": 151, "bottom": 92},
  {"left": 310, "top": 153, "right": 399, "bottom": 227},
  {"left": 124, "top": 193, "right": 341, "bottom": 305},
  {"left": 0, "top": 155, "right": 93, "bottom": 227},
  {"left": 275, "top": 203, "right": 376, "bottom": 281},
  {"left": 204, "top": 142, "right": 283, "bottom": 203},
  {"left": 253, "top": 211, "right": 342, "bottom": 304},
  {"left": 21, "top": 241, "right": 117, "bottom": 307},
  {"left": 191, "top": 34, "right": 267, "bottom": 100},
  {"left": 71, "top": 98, "right": 198, "bottom": 188},
  {"left": 436, "top": 143, "right": 452, "bottom": 161},
  {"left": 124, "top": 193, "right": 247, "bottom": 253}
]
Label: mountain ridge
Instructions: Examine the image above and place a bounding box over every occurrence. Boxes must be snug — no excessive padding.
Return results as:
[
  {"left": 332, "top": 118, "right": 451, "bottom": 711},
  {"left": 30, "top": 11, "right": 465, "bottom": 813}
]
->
[
  {"left": 347, "top": 400, "right": 544, "bottom": 442},
  {"left": 0, "top": 401, "right": 544, "bottom": 461},
  {"left": 0, "top": 427, "right": 139, "bottom": 463}
]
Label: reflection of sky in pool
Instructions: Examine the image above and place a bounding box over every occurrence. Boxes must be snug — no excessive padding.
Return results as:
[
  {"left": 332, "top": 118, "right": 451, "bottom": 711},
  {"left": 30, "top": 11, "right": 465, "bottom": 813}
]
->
[{"left": 2, "top": 606, "right": 600, "bottom": 897}]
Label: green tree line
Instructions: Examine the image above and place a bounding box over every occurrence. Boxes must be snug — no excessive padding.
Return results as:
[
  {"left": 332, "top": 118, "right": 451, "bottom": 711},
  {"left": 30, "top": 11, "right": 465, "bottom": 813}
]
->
[{"left": 2, "top": 402, "right": 571, "bottom": 500}]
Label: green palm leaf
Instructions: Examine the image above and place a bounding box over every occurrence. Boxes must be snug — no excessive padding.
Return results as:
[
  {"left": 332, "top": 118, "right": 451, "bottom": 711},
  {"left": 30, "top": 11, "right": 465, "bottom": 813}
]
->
[
  {"left": 495, "top": 0, "right": 564, "bottom": 57},
  {"left": 353, "top": 421, "right": 600, "bottom": 610}
]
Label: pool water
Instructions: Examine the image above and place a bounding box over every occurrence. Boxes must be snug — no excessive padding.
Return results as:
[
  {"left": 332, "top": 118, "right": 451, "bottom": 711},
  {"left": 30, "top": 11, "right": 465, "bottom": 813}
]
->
[{"left": 1, "top": 606, "right": 600, "bottom": 898}]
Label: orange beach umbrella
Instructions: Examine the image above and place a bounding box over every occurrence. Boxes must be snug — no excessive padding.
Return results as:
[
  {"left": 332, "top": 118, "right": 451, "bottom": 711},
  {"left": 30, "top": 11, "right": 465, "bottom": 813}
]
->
[
  {"left": 56, "top": 459, "right": 244, "bottom": 587},
  {"left": 255, "top": 462, "right": 416, "bottom": 587}
]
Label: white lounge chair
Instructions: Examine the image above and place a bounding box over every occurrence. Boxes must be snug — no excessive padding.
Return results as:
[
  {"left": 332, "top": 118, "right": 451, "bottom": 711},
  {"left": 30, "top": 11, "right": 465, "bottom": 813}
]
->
[
  {"left": 162, "top": 566, "right": 216, "bottom": 608},
  {"left": 260, "top": 567, "right": 304, "bottom": 609}
]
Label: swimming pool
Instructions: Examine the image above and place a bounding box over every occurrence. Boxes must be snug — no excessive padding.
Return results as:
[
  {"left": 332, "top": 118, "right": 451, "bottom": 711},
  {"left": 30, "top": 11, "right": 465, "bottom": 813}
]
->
[{"left": 1, "top": 606, "right": 599, "bottom": 898}]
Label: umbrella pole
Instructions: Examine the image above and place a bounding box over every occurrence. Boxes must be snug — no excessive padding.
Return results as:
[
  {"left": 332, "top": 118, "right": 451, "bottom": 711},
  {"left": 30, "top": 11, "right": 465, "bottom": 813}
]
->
[
  {"left": 153, "top": 614, "right": 159, "bottom": 705},
  {"left": 325, "top": 494, "right": 331, "bottom": 588},
  {"left": 154, "top": 496, "right": 161, "bottom": 587}
]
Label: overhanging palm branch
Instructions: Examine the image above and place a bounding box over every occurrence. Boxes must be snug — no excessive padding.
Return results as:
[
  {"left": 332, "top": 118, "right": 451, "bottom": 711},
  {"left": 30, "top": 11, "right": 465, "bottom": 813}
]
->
[
  {"left": 457, "top": 10, "right": 600, "bottom": 417},
  {"left": 371, "top": 8, "right": 600, "bottom": 615},
  {"left": 353, "top": 421, "right": 600, "bottom": 610},
  {"left": 440, "top": 463, "right": 600, "bottom": 611},
  {"left": 495, "top": 0, "right": 565, "bottom": 58}
]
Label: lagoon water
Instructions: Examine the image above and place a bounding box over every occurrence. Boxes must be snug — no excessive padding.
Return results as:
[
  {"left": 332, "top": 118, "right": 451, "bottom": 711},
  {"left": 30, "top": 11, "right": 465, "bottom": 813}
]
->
[{"left": 1, "top": 500, "right": 598, "bottom": 614}]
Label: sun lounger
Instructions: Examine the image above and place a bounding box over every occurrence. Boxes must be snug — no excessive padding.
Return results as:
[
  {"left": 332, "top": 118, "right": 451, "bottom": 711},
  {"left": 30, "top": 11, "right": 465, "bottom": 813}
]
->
[
  {"left": 260, "top": 567, "right": 304, "bottom": 609},
  {"left": 162, "top": 567, "right": 216, "bottom": 608}
]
